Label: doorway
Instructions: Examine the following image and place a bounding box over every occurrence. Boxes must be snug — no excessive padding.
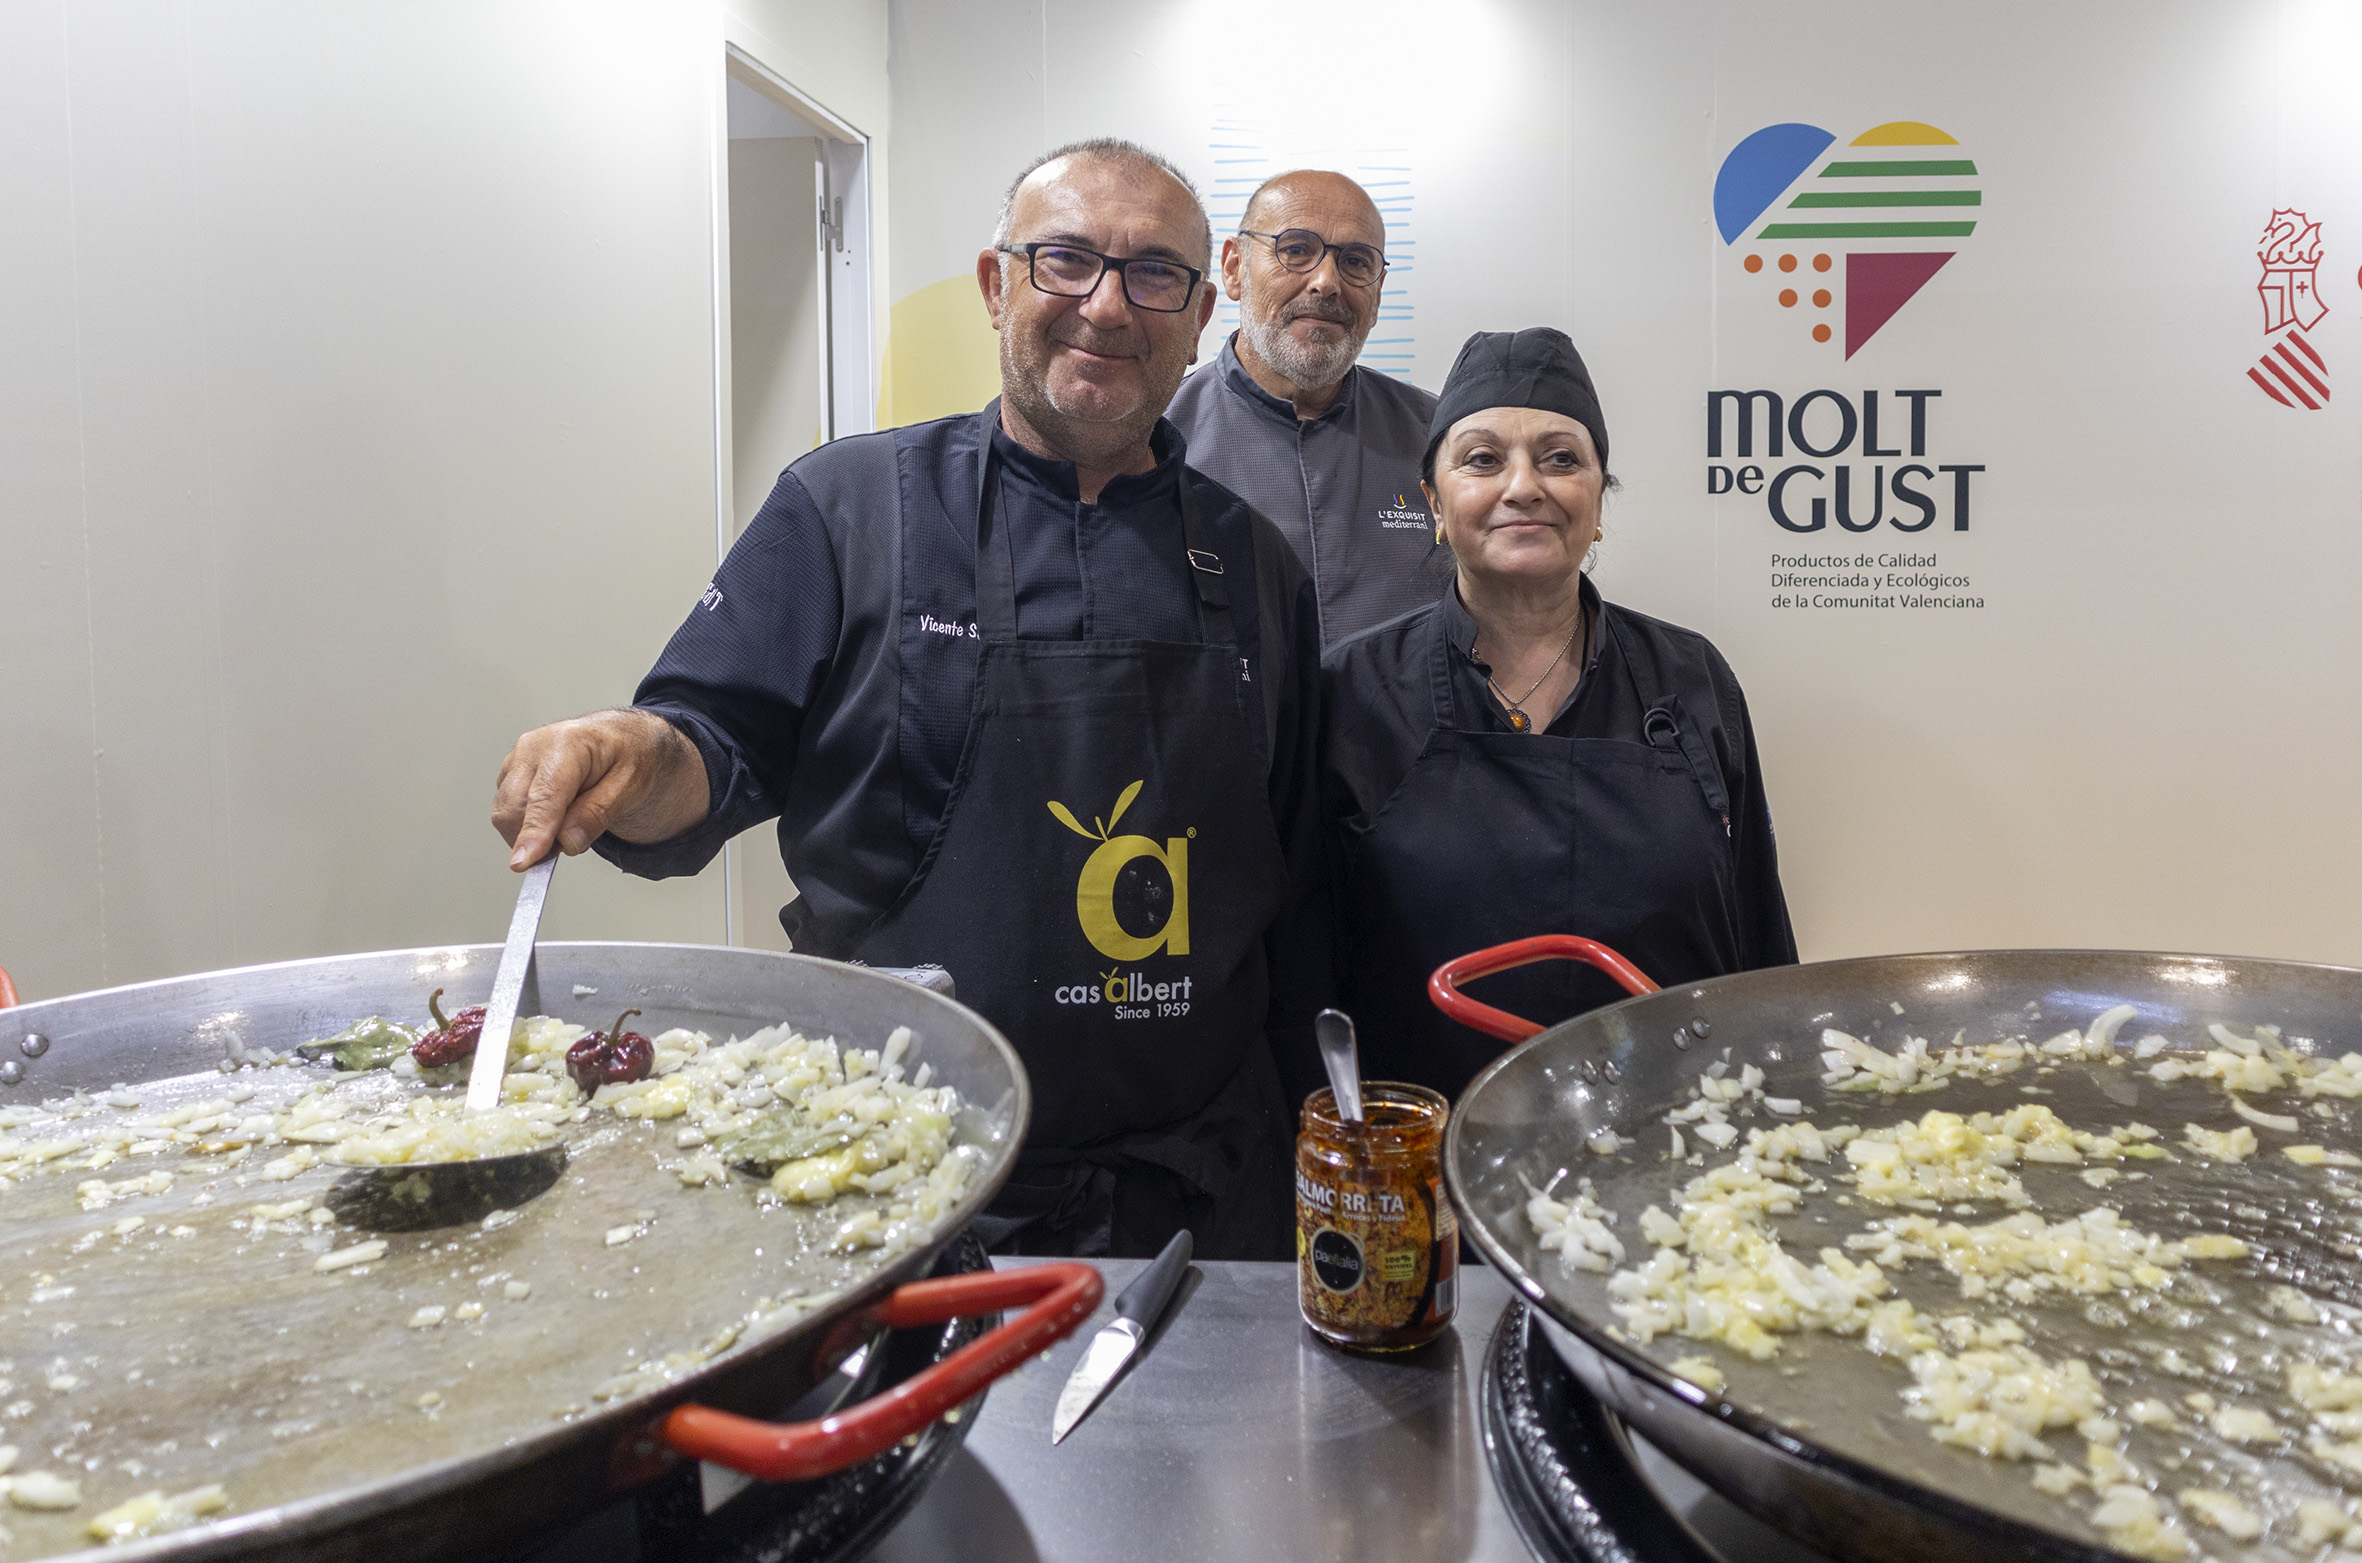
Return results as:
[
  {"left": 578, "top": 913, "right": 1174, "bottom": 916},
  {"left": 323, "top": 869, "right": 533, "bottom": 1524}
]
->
[{"left": 716, "top": 49, "right": 873, "bottom": 951}]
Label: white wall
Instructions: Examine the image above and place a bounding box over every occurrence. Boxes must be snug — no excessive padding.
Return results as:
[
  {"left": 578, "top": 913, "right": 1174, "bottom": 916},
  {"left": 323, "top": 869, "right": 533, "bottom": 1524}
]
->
[
  {"left": 730, "top": 133, "right": 828, "bottom": 529},
  {"left": 10, "top": 0, "right": 2357, "bottom": 1000},
  {"left": 0, "top": 0, "right": 888, "bottom": 1001},
  {"left": 881, "top": 0, "right": 2362, "bottom": 967}
]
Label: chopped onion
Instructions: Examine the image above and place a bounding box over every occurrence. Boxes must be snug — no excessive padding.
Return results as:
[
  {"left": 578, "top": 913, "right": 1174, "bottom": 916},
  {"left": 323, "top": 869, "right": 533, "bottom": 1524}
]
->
[
  {"left": 2211, "top": 1406, "right": 2279, "bottom": 1444},
  {"left": 313, "top": 1240, "right": 388, "bottom": 1273},
  {"left": 2176, "top": 1489, "right": 2262, "bottom": 1541},
  {"left": 2227, "top": 1094, "right": 2298, "bottom": 1132},
  {"left": 2086, "top": 1004, "right": 2136, "bottom": 1051},
  {"left": 2206, "top": 1023, "right": 2262, "bottom": 1058},
  {"left": 7, "top": 1470, "right": 84, "bottom": 1510}
]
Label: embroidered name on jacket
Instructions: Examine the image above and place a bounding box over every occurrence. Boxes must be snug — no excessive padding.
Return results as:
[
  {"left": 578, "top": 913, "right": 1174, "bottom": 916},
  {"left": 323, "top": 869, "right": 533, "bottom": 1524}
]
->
[{"left": 919, "top": 613, "right": 978, "bottom": 639}]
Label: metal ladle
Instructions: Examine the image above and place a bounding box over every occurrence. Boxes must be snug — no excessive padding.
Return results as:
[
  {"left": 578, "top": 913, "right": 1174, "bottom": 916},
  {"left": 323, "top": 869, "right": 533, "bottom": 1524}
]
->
[
  {"left": 1315, "top": 1008, "right": 1364, "bottom": 1122},
  {"left": 327, "top": 853, "right": 568, "bottom": 1229}
]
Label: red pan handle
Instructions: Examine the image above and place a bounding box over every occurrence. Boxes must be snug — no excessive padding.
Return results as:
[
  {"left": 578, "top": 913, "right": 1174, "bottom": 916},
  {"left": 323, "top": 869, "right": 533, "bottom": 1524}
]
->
[
  {"left": 0, "top": 964, "right": 16, "bottom": 1009},
  {"left": 660, "top": 1261, "right": 1102, "bottom": 1482},
  {"left": 1428, "top": 935, "right": 1660, "bottom": 1043}
]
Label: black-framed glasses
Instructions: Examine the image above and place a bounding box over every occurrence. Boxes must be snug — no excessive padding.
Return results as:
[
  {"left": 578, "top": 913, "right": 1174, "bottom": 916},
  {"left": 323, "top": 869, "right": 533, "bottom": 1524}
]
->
[
  {"left": 1238, "top": 228, "right": 1386, "bottom": 288},
  {"left": 995, "top": 242, "right": 1205, "bottom": 313}
]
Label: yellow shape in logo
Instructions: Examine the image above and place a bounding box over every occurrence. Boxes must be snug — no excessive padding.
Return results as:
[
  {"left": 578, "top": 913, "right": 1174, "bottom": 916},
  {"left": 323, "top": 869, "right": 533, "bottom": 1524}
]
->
[
  {"left": 1849, "top": 120, "right": 1958, "bottom": 146},
  {"left": 1048, "top": 782, "right": 1191, "bottom": 961}
]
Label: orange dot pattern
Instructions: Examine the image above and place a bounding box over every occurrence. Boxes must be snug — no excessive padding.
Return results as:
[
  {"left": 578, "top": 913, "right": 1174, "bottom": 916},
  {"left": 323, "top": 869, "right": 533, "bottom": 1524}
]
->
[{"left": 1745, "top": 254, "right": 1838, "bottom": 345}]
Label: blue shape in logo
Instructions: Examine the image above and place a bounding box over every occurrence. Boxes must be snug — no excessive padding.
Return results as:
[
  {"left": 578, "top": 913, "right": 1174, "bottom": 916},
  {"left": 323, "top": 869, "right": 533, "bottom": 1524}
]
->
[{"left": 1713, "top": 123, "right": 1836, "bottom": 245}]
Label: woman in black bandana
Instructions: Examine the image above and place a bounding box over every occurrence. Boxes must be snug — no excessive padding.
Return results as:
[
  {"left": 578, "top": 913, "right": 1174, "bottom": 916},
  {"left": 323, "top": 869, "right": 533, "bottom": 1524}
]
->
[{"left": 1317, "top": 328, "right": 1798, "bottom": 1102}]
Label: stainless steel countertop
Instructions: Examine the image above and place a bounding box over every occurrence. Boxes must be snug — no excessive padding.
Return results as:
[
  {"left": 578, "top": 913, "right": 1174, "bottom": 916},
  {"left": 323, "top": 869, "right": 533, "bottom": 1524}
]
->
[{"left": 869, "top": 1258, "right": 1537, "bottom": 1563}]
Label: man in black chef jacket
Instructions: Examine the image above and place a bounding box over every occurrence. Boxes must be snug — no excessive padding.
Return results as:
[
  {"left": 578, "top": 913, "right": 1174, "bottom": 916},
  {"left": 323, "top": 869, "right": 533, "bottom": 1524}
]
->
[{"left": 491, "top": 138, "right": 1322, "bottom": 1262}]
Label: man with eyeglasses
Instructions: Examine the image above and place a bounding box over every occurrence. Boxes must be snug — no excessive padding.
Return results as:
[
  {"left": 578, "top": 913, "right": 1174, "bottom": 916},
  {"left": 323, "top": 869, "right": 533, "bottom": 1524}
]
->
[
  {"left": 489, "top": 139, "right": 1323, "bottom": 1264},
  {"left": 1166, "top": 170, "right": 1443, "bottom": 647}
]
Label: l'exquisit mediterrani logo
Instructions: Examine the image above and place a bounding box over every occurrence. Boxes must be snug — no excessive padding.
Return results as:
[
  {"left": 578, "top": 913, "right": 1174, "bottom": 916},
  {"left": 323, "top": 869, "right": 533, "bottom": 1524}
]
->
[
  {"left": 1375, "top": 491, "right": 1430, "bottom": 531},
  {"left": 1708, "top": 119, "right": 1987, "bottom": 611},
  {"left": 1046, "top": 781, "right": 1196, "bottom": 1021}
]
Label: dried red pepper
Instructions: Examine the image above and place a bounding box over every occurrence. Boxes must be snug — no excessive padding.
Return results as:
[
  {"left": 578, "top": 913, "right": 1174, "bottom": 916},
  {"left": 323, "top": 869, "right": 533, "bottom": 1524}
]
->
[
  {"left": 412, "top": 988, "right": 487, "bottom": 1069},
  {"left": 567, "top": 1007, "right": 654, "bottom": 1098}
]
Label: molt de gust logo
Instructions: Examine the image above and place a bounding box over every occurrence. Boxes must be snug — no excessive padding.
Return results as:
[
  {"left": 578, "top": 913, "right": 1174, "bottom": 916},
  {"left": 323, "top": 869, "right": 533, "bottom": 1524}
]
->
[
  {"left": 1047, "top": 782, "right": 1195, "bottom": 1020},
  {"left": 1707, "top": 121, "right": 1987, "bottom": 563}
]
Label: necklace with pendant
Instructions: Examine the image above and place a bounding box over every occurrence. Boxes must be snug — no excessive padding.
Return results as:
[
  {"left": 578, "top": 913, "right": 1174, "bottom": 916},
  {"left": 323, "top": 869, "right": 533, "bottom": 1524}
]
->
[{"left": 1476, "top": 608, "right": 1584, "bottom": 733}]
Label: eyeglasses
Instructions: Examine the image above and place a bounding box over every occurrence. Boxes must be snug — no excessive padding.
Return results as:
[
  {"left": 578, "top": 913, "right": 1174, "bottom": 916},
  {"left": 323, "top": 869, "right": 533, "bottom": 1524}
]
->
[
  {"left": 1238, "top": 228, "right": 1387, "bottom": 288},
  {"left": 995, "top": 242, "right": 1205, "bottom": 313}
]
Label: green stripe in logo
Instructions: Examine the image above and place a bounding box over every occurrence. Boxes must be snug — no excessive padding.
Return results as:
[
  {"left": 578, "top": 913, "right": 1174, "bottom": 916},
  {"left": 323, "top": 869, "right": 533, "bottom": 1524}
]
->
[
  {"left": 1755, "top": 220, "right": 1978, "bottom": 238},
  {"left": 1788, "top": 190, "right": 1982, "bottom": 208},
  {"left": 1819, "top": 159, "right": 1978, "bottom": 178}
]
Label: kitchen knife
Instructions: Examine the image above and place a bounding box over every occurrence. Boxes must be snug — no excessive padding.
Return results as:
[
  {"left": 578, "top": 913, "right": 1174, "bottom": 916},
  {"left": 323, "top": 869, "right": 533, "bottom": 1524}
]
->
[
  {"left": 464, "top": 851, "right": 557, "bottom": 1113},
  {"left": 1050, "top": 1228, "right": 1193, "bottom": 1445}
]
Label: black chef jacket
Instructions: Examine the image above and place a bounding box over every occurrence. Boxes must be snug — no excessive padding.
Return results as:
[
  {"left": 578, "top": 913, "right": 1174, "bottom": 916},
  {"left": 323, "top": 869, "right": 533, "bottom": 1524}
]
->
[
  {"left": 597, "top": 408, "right": 1328, "bottom": 1027},
  {"left": 1315, "top": 575, "right": 1796, "bottom": 1101}
]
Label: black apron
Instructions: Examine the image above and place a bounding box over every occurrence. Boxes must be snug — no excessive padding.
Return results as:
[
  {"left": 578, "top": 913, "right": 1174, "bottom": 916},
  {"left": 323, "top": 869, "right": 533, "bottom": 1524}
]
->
[
  {"left": 852, "top": 451, "right": 1294, "bottom": 1260},
  {"left": 1338, "top": 607, "right": 1745, "bottom": 1101}
]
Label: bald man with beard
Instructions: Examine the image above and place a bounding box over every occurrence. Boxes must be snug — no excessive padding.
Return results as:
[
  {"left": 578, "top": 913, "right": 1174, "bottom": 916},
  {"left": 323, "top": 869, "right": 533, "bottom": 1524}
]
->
[{"left": 1166, "top": 170, "right": 1444, "bottom": 648}]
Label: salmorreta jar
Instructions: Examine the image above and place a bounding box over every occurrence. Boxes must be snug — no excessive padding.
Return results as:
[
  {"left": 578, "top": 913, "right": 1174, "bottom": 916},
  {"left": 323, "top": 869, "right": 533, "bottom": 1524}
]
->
[{"left": 1295, "top": 1083, "right": 1458, "bottom": 1351}]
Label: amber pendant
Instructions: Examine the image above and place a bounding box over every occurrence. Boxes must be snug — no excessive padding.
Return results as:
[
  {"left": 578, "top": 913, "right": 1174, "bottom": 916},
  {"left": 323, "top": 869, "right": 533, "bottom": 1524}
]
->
[{"left": 1506, "top": 708, "right": 1531, "bottom": 733}]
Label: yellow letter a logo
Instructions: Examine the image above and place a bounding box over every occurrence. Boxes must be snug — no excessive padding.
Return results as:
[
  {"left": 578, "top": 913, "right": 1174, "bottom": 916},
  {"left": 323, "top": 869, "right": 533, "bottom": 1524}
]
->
[{"left": 1047, "top": 782, "right": 1191, "bottom": 961}]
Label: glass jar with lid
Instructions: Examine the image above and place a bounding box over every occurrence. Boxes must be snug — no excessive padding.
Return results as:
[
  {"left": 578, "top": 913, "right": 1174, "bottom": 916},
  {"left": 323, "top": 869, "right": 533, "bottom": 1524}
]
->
[{"left": 1295, "top": 1082, "right": 1458, "bottom": 1352}]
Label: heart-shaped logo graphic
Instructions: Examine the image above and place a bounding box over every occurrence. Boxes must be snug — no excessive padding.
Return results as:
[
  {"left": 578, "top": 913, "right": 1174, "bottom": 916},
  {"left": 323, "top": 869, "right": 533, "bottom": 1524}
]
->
[{"left": 1714, "top": 121, "right": 1979, "bottom": 359}]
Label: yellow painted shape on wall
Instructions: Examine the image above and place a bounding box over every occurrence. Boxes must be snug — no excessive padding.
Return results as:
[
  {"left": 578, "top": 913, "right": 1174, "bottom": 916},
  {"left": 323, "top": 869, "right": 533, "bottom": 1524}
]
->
[
  {"left": 1851, "top": 121, "right": 1957, "bottom": 146},
  {"left": 878, "top": 272, "right": 1002, "bottom": 427}
]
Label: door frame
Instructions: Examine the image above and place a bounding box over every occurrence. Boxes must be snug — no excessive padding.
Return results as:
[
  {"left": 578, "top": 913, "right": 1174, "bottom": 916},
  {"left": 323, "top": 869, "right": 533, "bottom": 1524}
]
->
[{"left": 709, "top": 42, "right": 877, "bottom": 946}]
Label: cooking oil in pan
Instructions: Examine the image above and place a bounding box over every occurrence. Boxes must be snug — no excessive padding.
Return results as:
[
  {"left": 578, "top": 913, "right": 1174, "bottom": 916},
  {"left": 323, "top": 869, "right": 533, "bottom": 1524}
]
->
[
  {"left": 1505, "top": 1034, "right": 2362, "bottom": 1561},
  {"left": 0, "top": 1027, "right": 983, "bottom": 1559}
]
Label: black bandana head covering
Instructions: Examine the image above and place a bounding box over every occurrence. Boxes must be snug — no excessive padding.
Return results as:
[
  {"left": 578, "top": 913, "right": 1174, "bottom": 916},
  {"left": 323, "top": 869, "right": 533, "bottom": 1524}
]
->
[{"left": 1422, "top": 327, "right": 1608, "bottom": 483}]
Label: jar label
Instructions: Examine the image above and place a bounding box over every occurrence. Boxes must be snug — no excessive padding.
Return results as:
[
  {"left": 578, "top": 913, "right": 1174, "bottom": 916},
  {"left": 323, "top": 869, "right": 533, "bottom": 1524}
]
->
[{"left": 1295, "top": 1165, "right": 1459, "bottom": 1335}]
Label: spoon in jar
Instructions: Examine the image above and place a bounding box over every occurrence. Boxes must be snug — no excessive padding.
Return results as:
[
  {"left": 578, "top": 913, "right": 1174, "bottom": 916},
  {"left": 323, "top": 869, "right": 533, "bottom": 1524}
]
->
[{"left": 1315, "top": 1008, "right": 1365, "bottom": 1123}]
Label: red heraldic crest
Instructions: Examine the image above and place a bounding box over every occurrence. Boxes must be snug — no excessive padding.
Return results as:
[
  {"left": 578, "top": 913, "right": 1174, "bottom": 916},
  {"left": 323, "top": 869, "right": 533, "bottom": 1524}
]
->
[{"left": 2250, "top": 209, "right": 2329, "bottom": 409}]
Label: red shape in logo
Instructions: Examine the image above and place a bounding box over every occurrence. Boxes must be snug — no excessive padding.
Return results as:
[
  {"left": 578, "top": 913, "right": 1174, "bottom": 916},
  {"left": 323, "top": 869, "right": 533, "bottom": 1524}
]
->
[
  {"left": 2257, "top": 209, "right": 2327, "bottom": 334},
  {"left": 2250, "top": 210, "right": 2328, "bottom": 409},
  {"left": 1844, "top": 253, "right": 1953, "bottom": 359},
  {"left": 2249, "top": 330, "right": 2328, "bottom": 409}
]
